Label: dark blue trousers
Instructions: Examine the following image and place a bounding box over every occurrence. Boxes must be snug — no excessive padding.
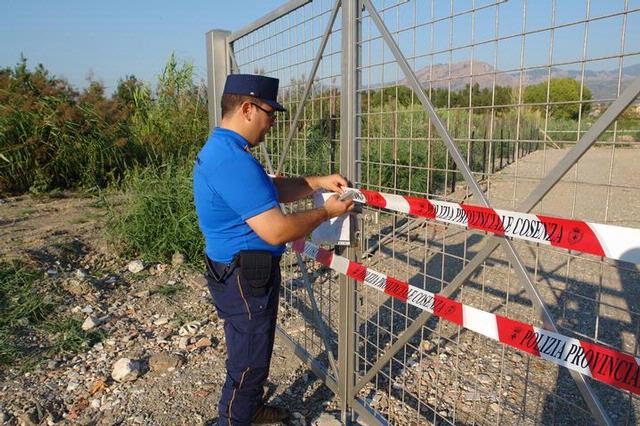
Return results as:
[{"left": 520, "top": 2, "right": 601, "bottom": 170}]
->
[{"left": 206, "top": 259, "right": 281, "bottom": 425}]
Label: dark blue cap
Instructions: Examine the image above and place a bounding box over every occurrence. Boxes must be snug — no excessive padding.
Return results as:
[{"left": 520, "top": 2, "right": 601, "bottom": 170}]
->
[{"left": 223, "top": 74, "right": 286, "bottom": 112}]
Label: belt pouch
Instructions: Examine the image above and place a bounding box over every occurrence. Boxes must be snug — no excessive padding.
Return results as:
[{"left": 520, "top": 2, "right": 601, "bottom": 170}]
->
[{"left": 238, "top": 250, "right": 273, "bottom": 297}]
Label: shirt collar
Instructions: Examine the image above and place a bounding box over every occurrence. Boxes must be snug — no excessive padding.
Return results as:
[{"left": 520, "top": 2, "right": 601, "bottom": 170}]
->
[{"left": 214, "top": 127, "right": 250, "bottom": 151}]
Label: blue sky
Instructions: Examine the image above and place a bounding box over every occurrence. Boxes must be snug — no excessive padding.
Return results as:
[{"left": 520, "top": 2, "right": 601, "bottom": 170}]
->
[
  {"left": 2, "top": 1, "right": 638, "bottom": 95},
  {"left": 0, "top": 1, "right": 289, "bottom": 91}
]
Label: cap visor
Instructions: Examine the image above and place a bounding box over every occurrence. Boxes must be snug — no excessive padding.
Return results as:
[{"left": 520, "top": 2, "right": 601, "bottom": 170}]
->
[{"left": 263, "top": 99, "right": 287, "bottom": 112}]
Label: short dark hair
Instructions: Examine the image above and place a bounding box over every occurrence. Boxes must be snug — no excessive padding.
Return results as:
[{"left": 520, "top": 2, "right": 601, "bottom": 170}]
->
[{"left": 221, "top": 93, "right": 254, "bottom": 118}]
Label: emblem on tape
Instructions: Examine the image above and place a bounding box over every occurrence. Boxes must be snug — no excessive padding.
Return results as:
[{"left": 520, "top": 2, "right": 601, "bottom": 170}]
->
[{"left": 568, "top": 226, "right": 583, "bottom": 245}]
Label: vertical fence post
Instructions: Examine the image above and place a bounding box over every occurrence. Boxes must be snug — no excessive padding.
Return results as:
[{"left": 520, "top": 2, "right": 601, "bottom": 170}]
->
[
  {"left": 330, "top": 86, "right": 338, "bottom": 174},
  {"left": 339, "top": 0, "right": 359, "bottom": 423},
  {"left": 470, "top": 132, "right": 475, "bottom": 172},
  {"left": 491, "top": 140, "right": 496, "bottom": 173},
  {"left": 482, "top": 138, "right": 488, "bottom": 179},
  {"left": 450, "top": 155, "right": 457, "bottom": 193},
  {"left": 330, "top": 113, "right": 337, "bottom": 174},
  {"left": 519, "top": 140, "right": 522, "bottom": 158},
  {"left": 205, "top": 30, "right": 232, "bottom": 131},
  {"left": 500, "top": 133, "right": 504, "bottom": 169},
  {"left": 511, "top": 135, "right": 515, "bottom": 163}
]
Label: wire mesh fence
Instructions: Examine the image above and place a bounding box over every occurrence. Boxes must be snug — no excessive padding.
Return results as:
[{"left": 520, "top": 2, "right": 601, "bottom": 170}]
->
[
  {"left": 219, "top": 0, "right": 640, "bottom": 424},
  {"left": 231, "top": 0, "right": 345, "bottom": 388}
]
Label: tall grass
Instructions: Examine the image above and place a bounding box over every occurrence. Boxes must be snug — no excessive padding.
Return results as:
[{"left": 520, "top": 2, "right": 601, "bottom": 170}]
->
[
  {"left": 129, "top": 54, "right": 209, "bottom": 164},
  {"left": 103, "top": 54, "right": 208, "bottom": 266},
  {"left": 0, "top": 54, "right": 208, "bottom": 196},
  {"left": 277, "top": 100, "right": 547, "bottom": 195},
  {"left": 106, "top": 162, "right": 204, "bottom": 266},
  {"left": 0, "top": 58, "right": 137, "bottom": 194}
]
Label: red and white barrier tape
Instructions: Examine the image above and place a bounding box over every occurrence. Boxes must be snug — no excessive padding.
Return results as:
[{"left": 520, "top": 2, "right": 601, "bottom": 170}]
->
[
  {"left": 340, "top": 187, "right": 640, "bottom": 266},
  {"left": 289, "top": 238, "right": 640, "bottom": 395}
]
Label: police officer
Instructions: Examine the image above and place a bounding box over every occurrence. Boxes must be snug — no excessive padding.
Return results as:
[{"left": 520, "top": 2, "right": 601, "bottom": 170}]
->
[{"left": 193, "top": 74, "right": 354, "bottom": 425}]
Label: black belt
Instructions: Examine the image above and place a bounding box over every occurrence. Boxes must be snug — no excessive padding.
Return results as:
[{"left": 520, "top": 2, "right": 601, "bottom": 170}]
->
[{"left": 205, "top": 252, "right": 281, "bottom": 283}]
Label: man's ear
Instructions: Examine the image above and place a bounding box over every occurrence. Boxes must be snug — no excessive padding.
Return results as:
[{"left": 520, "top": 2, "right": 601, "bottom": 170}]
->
[{"left": 240, "top": 101, "right": 253, "bottom": 121}]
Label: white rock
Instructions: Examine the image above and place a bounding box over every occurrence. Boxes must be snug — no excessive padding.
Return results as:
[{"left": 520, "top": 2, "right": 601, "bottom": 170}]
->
[
  {"left": 127, "top": 260, "right": 144, "bottom": 274},
  {"left": 82, "top": 316, "right": 100, "bottom": 331},
  {"left": 66, "top": 381, "right": 80, "bottom": 392},
  {"left": 313, "top": 413, "right": 341, "bottom": 426},
  {"left": 90, "top": 399, "right": 101, "bottom": 409},
  {"left": 81, "top": 305, "right": 94, "bottom": 314},
  {"left": 178, "top": 321, "right": 200, "bottom": 336},
  {"left": 178, "top": 337, "right": 190, "bottom": 350},
  {"left": 111, "top": 358, "right": 141, "bottom": 382},
  {"left": 171, "top": 252, "right": 186, "bottom": 266},
  {"left": 153, "top": 317, "right": 169, "bottom": 326}
]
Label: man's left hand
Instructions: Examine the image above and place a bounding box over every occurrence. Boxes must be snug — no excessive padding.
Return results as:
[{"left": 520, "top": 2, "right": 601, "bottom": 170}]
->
[{"left": 314, "top": 174, "right": 349, "bottom": 193}]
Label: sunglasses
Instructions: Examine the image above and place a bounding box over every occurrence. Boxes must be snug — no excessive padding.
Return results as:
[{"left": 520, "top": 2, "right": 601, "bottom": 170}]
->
[{"left": 250, "top": 102, "right": 277, "bottom": 119}]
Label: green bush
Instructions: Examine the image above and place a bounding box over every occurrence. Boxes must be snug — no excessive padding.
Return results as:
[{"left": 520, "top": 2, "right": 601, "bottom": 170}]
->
[
  {"left": 0, "top": 54, "right": 209, "bottom": 196},
  {"left": 106, "top": 162, "right": 204, "bottom": 266},
  {"left": 0, "top": 57, "right": 139, "bottom": 194},
  {"left": 128, "top": 54, "right": 209, "bottom": 165},
  {"left": 364, "top": 83, "right": 514, "bottom": 110}
]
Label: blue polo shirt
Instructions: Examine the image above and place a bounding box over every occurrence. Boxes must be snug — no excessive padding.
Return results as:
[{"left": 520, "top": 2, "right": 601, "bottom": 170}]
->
[{"left": 193, "top": 127, "right": 285, "bottom": 263}]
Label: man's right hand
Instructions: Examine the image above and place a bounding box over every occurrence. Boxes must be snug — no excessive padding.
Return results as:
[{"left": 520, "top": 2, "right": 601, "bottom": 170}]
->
[{"left": 323, "top": 194, "right": 354, "bottom": 219}]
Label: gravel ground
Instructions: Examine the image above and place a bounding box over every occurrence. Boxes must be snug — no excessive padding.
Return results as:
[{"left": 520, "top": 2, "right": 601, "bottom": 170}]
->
[
  {"left": 278, "top": 147, "right": 640, "bottom": 425},
  {"left": 0, "top": 195, "right": 342, "bottom": 425},
  {"left": 1, "top": 147, "right": 638, "bottom": 425}
]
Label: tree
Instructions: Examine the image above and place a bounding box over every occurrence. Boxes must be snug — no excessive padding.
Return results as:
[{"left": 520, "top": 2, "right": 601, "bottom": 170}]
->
[
  {"left": 524, "top": 78, "right": 592, "bottom": 120},
  {"left": 114, "top": 75, "right": 142, "bottom": 107}
]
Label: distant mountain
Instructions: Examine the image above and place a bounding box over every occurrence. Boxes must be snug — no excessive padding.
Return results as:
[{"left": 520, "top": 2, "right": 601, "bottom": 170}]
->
[{"left": 407, "top": 60, "right": 640, "bottom": 100}]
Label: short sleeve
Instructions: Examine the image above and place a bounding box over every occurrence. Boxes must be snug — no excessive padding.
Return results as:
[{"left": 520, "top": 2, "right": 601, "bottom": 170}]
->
[{"left": 212, "top": 155, "right": 279, "bottom": 220}]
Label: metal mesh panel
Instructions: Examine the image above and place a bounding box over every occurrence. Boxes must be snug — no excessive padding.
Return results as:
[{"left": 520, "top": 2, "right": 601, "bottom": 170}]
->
[
  {"left": 225, "top": 0, "right": 640, "bottom": 424},
  {"left": 231, "top": 0, "right": 344, "bottom": 383},
  {"left": 354, "top": 0, "right": 640, "bottom": 424}
]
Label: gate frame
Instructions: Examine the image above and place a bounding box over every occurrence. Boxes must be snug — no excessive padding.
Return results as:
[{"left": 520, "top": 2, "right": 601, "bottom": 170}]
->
[{"left": 206, "top": 2, "right": 640, "bottom": 424}]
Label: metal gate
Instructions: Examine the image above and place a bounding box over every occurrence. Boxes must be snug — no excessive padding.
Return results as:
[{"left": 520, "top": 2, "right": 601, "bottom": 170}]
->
[{"left": 206, "top": 1, "right": 640, "bottom": 424}]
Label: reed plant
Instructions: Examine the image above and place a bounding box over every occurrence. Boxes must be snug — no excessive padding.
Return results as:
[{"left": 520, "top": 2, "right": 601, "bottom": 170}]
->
[
  {"left": 0, "top": 55, "right": 208, "bottom": 196},
  {"left": 0, "top": 58, "right": 138, "bottom": 194},
  {"left": 105, "top": 161, "right": 204, "bottom": 267}
]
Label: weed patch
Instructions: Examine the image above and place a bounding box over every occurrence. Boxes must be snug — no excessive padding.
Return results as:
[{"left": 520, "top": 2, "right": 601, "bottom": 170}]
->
[
  {"left": 106, "top": 163, "right": 204, "bottom": 267},
  {"left": 153, "top": 282, "right": 186, "bottom": 299},
  {"left": 173, "top": 308, "right": 197, "bottom": 326},
  {"left": 0, "top": 261, "right": 104, "bottom": 368}
]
